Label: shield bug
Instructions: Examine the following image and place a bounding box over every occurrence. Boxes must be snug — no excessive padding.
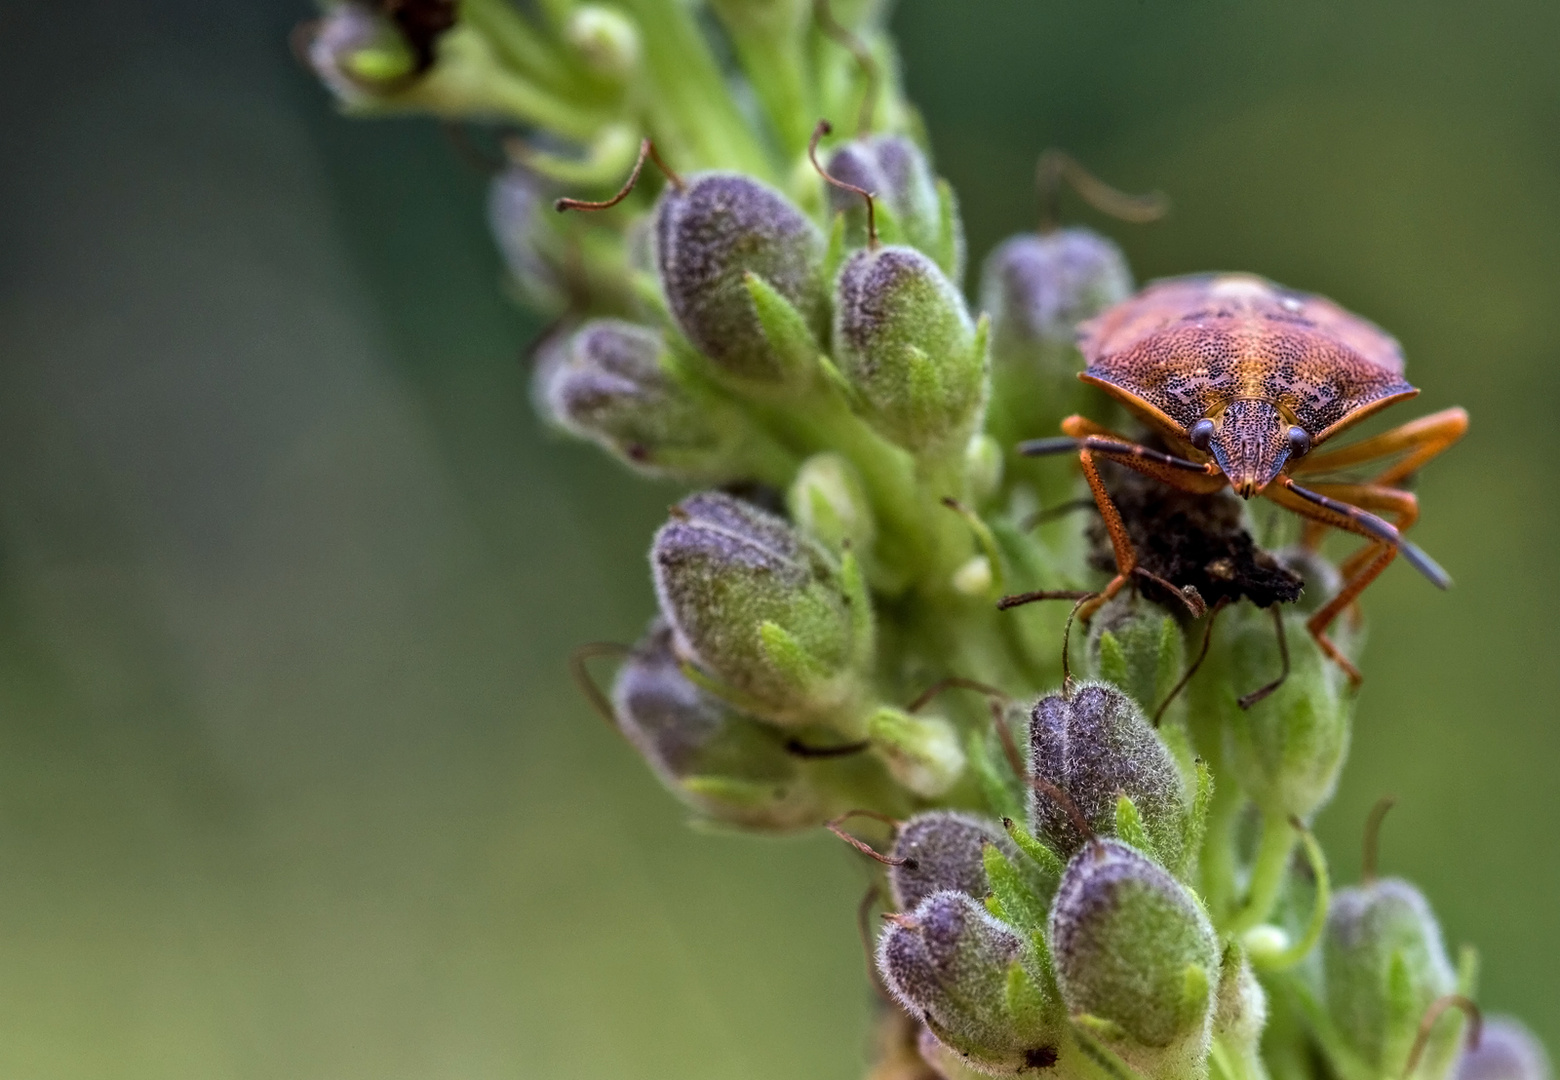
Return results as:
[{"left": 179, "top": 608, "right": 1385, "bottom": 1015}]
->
[{"left": 1021, "top": 273, "right": 1468, "bottom": 684}]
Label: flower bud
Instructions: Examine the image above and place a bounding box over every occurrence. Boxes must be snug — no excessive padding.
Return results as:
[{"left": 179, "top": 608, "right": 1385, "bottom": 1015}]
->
[
  {"left": 832, "top": 245, "right": 984, "bottom": 455},
  {"left": 787, "top": 452, "right": 875, "bottom": 555},
  {"left": 1216, "top": 607, "right": 1352, "bottom": 821},
  {"left": 1028, "top": 683, "right": 1191, "bottom": 871},
  {"left": 867, "top": 707, "right": 967, "bottom": 798},
  {"left": 888, "top": 812, "right": 1011, "bottom": 910},
  {"left": 651, "top": 491, "right": 871, "bottom": 725},
  {"left": 564, "top": 5, "right": 641, "bottom": 80},
  {"left": 981, "top": 229, "right": 1132, "bottom": 359},
  {"left": 879, "top": 891, "right": 1062, "bottom": 1075},
  {"left": 1456, "top": 1018, "right": 1552, "bottom": 1080},
  {"left": 1323, "top": 878, "right": 1459, "bottom": 1076},
  {"left": 1049, "top": 841, "right": 1218, "bottom": 1059},
  {"left": 979, "top": 228, "right": 1132, "bottom": 448},
  {"left": 489, "top": 165, "right": 568, "bottom": 310},
  {"left": 612, "top": 620, "right": 825, "bottom": 830},
  {"left": 654, "top": 173, "right": 827, "bottom": 386},
  {"left": 307, "top": 3, "right": 421, "bottom": 104},
  {"left": 538, "top": 319, "right": 769, "bottom": 479},
  {"left": 826, "top": 136, "right": 964, "bottom": 281},
  {"left": 1086, "top": 594, "right": 1185, "bottom": 717}
]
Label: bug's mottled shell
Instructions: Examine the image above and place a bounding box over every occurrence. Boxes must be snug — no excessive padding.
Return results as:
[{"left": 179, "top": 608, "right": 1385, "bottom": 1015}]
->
[{"left": 1077, "top": 273, "right": 1416, "bottom": 445}]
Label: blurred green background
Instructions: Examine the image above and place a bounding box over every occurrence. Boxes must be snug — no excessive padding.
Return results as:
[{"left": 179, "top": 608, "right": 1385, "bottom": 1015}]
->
[{"left": 0, "top": 1, "right": 1556, "bottom": 1076}]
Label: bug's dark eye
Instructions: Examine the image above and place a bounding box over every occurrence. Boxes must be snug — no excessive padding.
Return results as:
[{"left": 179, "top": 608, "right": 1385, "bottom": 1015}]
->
[
  {"left": 1189, "top": 418, "right": 1215, "bottom": 452},
  {"left": 1287, "top": 426, "right": 1312, "bottom": 458}
]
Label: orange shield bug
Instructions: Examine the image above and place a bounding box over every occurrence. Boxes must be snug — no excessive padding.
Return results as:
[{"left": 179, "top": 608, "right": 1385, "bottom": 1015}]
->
[{"left": 1021, "top": 273, "right": 1468, "bottom": 684}]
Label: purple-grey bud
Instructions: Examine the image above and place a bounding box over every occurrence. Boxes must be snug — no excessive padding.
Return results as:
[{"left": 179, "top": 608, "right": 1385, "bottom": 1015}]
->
[
  {"left": 1324, "top": 878, "right": 1458, "bottom": 1074},
  {"left": 1049, "top": 840, "right": 1218, "bottom": 1052},
  {"left": 832, "top": 245, "right": 983, "bottom": 454},
  {"left": 1028, "top": 682, "right": 1191, "bottom": 868},
  {"left": 654, "top": 173, "right": 827, "bottom": 384},
  {"left": 879, "top": 891, "right": 1061, "bottom": 1075},
  {"left": 537, "top": 318, "right": 761, "bottom": 480},
  {"left": 1456, "top": 1019, "right": 1552, "bottom": 1080},
  {"left": 306, "top": 4, "right": 420, "bottom": 104},
  {"left": 651, "top": 491, "right": 870, "bottom": 725},
  {"left": 612, "top": 620, "right": 824, "bottom": 830},
  {"left": 980, "top": 228, "right": 1132, "bottom": 358},
  {"left": 489, "top": 165, "right": 568, "bottom": 310},
  {"left": 888, "top": 811, "right": 1011, "bottom": 910},
  {"left": 826, "top": 136, "right": 964, "bottom": 280}
]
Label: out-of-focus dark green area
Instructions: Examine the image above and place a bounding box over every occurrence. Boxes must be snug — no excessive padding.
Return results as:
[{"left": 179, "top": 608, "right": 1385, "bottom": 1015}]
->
[{"left": 0, "top": 0, "right": 1554, "bottom": 1075}]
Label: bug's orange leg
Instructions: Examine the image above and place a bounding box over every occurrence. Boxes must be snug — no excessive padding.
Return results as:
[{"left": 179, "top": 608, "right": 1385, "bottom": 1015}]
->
[
  {"left": 1301, "top": 483, "right": 1419, "bottom": 579},
  {"left": 1294, "top": 407, "right": 1466, "bottom": 547},
  {"left": 1263, "top": 477, "right": 1449, "bottom": 685},
  {"left": 1293, "top": 406, "right": 1468, "bottom": 482},
  {"left": 1023, "top": 423, "right": 1225, "bottom": 618}
]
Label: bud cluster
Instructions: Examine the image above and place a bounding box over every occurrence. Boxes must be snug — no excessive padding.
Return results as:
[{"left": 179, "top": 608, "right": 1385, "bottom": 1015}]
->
[{"left": 299, "top": 6, "right": 1538, "bottom": 1080}]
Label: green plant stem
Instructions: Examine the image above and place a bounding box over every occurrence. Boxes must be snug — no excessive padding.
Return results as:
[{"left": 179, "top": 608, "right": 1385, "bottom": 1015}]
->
[
  {"left": 1227, "top": 812, "right": 1296, "bottom": 935},
  {"left": 615, "top": 0, "right": 775, "bottom": 177},
  {"left": 727, "top": 32, "right": 815, "bottom": 161},
  {"left": 462, "top": 0, "right": 583, "bottom": 95}
]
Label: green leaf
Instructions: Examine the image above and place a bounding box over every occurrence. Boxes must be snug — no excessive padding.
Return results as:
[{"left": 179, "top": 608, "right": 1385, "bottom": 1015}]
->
[
  {"left": 1005, "top": 961, "right": 1050, "bottom": 1030},
  {"left": 1097, "top": 631, "right": 1130, "bottom": 691},
  {"left": 933, "top": 178, "right": 962, "bottom": 280},
  {"left": 758, "top": 619, "right": 823, "bottom": 686}
]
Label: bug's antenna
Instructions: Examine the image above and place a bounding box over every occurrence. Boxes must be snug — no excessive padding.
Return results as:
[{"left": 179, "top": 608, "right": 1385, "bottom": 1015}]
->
[
  {"left": 1060, "top": 593, "right": 1096, "bottom": 696},
  {"left": 1238, "top": 605, "right": 1291, "bottom": 709},
  {"left": 813, "top": 0, "right": 880, "bottom": 135},
  {"left": 1153, "top": 598, "right": 1228, "bottom": 726},
  {"left": 1362, "top": 794, "right": 1398, "bottom": 883},
  {"left": 809, "top": 119, "right": 878, "bottom": 247},
  {"left": 1402, "top": 995, "right": 1481, "bottom": 1080},
  {"left": 555, "top": 138, "right": 683, "bottom": 213},
  {"left": 827, "top": 810, "right": 913, "bottom": 867},
  {"left": 1036, "top": 149, "right": 1168, "bottom": 233},
  {"left": 569, "top": 642, "right": 632, "bottom": 733}
]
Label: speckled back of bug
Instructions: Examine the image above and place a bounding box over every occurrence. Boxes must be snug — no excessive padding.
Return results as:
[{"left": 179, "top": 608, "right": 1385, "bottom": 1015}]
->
[{"left": 1076, "top": 273, "right": 1418, "bottom": 494}]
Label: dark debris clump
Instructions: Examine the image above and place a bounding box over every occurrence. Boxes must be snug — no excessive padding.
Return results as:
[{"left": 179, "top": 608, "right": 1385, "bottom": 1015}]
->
[{"left": 1087, "top": 462, "right": 1304, "bottom": 611}]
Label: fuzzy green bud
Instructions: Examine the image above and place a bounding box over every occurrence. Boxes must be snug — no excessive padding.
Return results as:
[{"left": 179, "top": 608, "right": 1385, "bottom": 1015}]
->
[
  {"left": 1456, "top": 1018, "right": 1552, "bottom": 1080},
  {"left": 826, "top": 136, "right": 965, "bottom": 281},
  {"left": 1029, "top": 682, "right": 1192, "bottom": 871},
  {"left": 832, "top": 245, "right": 984, "bottom": 455},
  {"left": 564, "top": 5, "right": 641, "bottom": 80},
  {"left": 787, "top": 452, "right": 875, "bottom": 556},
  {"left": 654, "top": 173, "right": 827, "bottom": 387},
  {"left": 537, "top": 319, "right": 769, "bottom": 480},
  {"left": 1323, "top": 878, "right": 1459, "bottom": 1076},
  {"left": 612, "top": 620, "right": 826, "bottom": 830},
  {"left": 879, "top": 891, "right": 1063, "bottom": 1075},
  {"left": 868, "top": 707, "right": 966, "bottom": 798},
  {"left": 1086, "top": 594, "right": 1185, "bottom": 718},
  {"left": 1049, "top": 840, "right": 1218, "bottom": 1068},
  {"left": 651, "top": 491, "right": 871, "bottom": 725},
  {"left": 1217, "top": 607, "right": 1352, "bottom": 821}
]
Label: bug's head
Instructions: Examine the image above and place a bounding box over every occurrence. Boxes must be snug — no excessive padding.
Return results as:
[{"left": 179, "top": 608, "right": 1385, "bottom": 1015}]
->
[{"left": 1188, "top": 400, "right": 1311, "bottom": 498}]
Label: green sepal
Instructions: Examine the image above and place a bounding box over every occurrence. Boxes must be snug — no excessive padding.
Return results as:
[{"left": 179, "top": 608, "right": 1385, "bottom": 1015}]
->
[
  {"left": 1028, "top": 929, "right": 1059, "bottom": 999},
  {"left": 1002, "top": 816, "right": 1066, "bottom": 882},
  {"left": 983, "top": 843, "right": 1049, "bottom": 932},
  {"left": 839, "top": 546, "right": 875, "bottom": 669},
  {"left": 872, "top": 198, "right": 907, "bottom": 248},
  {"left": 744, "top": 271, "right": 821, "bottom": 387},
  {"left": 969, "top": 734, "right": 1025, "bottom": 822},
  {"left": 933, "top": 178, "right": 962, "bottom": 281},
  {"left": 1183, "top": 757, "right": 1214, "bottom": 878},
  {"left": 1005, "top": 961, "right": 1051, "bottom": 1031},
  {"left": 681, "top": 774, "right": 784, "bottom": 807},
  {"left": 823, "top": 212, "right": 849, "bottom": 288},
  {"left": 1097, "top": 632, "right": 1131, "bottom": 695},
  {"left": 1177, "top": 961, "right": 1212, "bottom": 1031},
  {"left": 1069, "top": 1016, "right": 1146, "bottom": 1080},
  {"left": 1114, "top": 794, "right": 1157, "bottom": 863},
  {"left": 758, "top": 619, "right": 824, "bottom": 685}
]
